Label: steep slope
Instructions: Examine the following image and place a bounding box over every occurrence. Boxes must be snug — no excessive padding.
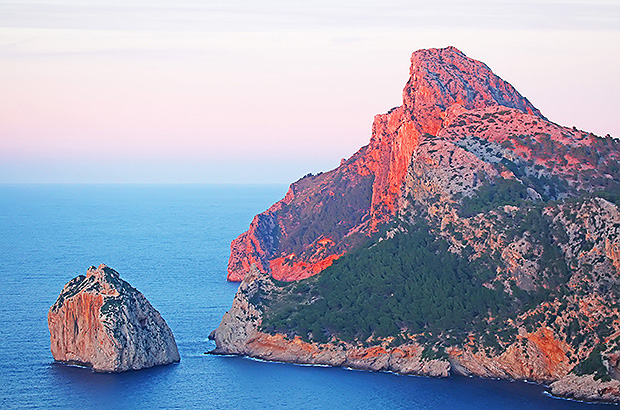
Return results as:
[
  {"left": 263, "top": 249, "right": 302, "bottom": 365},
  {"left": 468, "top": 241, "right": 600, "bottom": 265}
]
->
[
  {"left": 228, "top": 46, "right": 543, "bottom": 282},
  {"left": 213, "top": 47, "right": 620, "bottom": 402}
]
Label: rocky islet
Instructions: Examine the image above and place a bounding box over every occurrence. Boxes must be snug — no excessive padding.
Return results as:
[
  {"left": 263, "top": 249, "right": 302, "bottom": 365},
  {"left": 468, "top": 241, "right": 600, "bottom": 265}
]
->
[{"left": 48, "top": 264, "right": 180, "bottom": 372}]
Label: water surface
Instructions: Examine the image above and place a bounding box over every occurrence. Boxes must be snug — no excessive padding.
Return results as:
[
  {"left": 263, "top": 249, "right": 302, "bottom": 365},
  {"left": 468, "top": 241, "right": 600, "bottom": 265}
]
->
[{"left": 0, "top": 184, "right": 614, "bottom": 409}]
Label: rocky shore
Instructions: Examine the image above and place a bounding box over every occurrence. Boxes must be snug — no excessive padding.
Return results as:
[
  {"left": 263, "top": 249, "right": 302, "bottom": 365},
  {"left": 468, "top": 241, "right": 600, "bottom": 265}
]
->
[
  {"left": 210, "top": 266, "right": 449, "bottom": 377},
  {"left": 210, "top": 266, "right": 620, "bottom": 403}
]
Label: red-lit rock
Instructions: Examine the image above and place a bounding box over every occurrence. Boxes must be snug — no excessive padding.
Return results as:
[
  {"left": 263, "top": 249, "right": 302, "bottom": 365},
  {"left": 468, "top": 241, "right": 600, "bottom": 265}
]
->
[
  {"left": 214, "top": 46, "right": 620, "bottom": 403},
  {"left": 227, "top": 46, "right": 546, "bottom": 282}
]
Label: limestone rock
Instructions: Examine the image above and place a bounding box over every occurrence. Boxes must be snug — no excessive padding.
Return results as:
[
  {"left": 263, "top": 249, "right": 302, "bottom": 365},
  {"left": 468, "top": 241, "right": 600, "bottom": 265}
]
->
[
  {"left": 216, "top": 46, "right": 620, "bottom": 403},
  {"left": 209, "top": 265, "right": 267, "bottom": 356},
  {"left": 226, "top": 46, "right": 614, "bottom": 283},
  {"left": 48, "top": 264, "right": 180, "bottom": 372},
  {"left": 550, "top": 374, "right": 620, "bottom": 403}
]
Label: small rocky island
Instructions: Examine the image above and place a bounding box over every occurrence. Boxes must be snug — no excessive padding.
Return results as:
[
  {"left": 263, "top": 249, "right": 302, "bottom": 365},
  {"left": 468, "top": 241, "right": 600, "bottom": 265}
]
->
[{"left": 48, "top": 264, "right": 180, "bottom": 372}]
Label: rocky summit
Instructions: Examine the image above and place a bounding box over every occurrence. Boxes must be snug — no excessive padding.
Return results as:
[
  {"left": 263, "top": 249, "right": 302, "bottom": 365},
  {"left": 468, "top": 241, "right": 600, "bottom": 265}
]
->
[
  {"left": 213, "top": 47, "right": 620, "bottom": 402},
  {"left": 48, "top": 264, "right": 180, "bottom": 372}
]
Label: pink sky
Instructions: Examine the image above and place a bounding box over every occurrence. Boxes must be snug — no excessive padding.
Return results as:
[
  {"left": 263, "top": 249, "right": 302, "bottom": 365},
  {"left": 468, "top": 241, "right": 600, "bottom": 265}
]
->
[{"left": 1, "top": 1, "right": 619, "bottom": 183}]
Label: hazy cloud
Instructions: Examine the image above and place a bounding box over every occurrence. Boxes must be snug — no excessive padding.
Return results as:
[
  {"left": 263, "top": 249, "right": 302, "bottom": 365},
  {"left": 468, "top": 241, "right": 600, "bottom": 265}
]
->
[{"left": 1, "top": 0, "right": 618, "bottom": 32}]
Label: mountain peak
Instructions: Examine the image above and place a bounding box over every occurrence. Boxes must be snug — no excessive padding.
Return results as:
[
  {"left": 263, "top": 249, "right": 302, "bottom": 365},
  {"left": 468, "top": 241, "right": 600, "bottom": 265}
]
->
[
  {"left": 219, "top": 46, "right": 620, "bottom": 403},
  {"left": 403, "top": 46, "right": 545, "bottom": 120},
  {"left": 226, "top": 46, "right": 614, "bottom": 283}
]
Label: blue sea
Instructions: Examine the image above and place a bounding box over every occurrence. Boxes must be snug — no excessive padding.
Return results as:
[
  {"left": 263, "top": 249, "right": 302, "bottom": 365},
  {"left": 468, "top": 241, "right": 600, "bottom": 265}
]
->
[{"left": 0, "top": 184, "right": 614, "bottom": 409}]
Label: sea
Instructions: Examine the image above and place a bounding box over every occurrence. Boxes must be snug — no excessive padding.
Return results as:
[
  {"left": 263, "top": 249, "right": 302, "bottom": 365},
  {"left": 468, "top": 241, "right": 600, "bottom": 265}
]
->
[{"left": 0, "top": 184, "right": 614, "bottom": 409}]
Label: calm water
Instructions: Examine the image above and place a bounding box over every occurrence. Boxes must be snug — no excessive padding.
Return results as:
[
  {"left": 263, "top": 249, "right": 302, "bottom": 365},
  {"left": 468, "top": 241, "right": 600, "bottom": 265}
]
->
[{"left": 0, "top": 184, "right": 614, "bottom": 409}]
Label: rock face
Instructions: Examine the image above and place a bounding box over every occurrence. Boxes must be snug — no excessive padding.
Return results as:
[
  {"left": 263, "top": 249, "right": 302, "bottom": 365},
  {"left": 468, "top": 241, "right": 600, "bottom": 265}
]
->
[
  {"left": 48, "top": 264, "right": 180, "bottom": 372},
  {"left": 214, "top": 46, "right": 620, "bottom": 403},
  {"left": 226, "top": 46, "right": 615, "bottom": 283}
]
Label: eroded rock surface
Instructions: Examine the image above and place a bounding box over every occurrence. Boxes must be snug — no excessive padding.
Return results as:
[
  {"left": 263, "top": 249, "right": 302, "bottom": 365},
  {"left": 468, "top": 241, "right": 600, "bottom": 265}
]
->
[
  {"left": 550, "top": 374, "right": 620, "bottom": 403},
  {"left": 227, "top": 46, "right": 545, "bottom": 282},
  {"left": 48, "top": 264, "right": 180, "bottom": 372}
]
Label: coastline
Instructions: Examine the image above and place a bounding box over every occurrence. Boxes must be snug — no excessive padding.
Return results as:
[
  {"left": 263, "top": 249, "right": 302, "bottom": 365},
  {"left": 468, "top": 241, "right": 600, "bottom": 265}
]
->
[
  {"left": 209, "top": 266, "right": 620, "bottom": 404},
  {"left": 210, "top": 350, "right": 620, "bottom": 405}
]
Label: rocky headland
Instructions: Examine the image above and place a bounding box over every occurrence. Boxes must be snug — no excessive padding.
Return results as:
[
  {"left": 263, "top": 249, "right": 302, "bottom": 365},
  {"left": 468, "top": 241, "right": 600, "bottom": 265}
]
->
[
  {"left": 48, "top": 264, "right": 180, "bottom": 372},
  {"left": 210, "top": 265, "right": 450, "bottom": 377},
  {"left": 212, "top": 46, "right": 620, "bottom": 402}
]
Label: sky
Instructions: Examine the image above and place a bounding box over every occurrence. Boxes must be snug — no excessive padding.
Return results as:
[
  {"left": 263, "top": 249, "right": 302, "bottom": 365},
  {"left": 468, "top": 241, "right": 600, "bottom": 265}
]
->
[{"left": 1, "top": 0, "right": 619, "bottom": 183}]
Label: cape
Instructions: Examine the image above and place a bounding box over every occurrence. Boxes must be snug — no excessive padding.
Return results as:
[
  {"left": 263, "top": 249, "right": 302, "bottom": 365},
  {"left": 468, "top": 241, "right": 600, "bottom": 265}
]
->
[{"left": 213, "top": 46, "right": 620, "bottom": 403}]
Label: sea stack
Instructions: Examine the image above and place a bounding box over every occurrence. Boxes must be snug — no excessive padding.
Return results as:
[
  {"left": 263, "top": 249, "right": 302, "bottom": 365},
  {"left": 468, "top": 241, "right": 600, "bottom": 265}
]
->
[{"left": 48, "top": 264, "right": 180, "bottom": 372}]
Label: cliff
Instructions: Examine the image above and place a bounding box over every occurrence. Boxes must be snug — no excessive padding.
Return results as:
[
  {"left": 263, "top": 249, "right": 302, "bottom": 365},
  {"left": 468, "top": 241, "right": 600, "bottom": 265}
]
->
[
  {"left": 48, "top": 264, "right": 180, "bottom": 372},
  {"left": 213, "top": 47, "right": 620, "bottom": 402},
  {"left": 227, "top": 46, "right": 544, "bottom": 282}
]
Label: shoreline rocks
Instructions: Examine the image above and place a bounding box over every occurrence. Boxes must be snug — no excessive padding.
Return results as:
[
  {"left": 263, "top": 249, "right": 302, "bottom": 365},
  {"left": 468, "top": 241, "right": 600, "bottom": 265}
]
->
[
  {"left": 210, "top": 265, "right": 620, "bottom": 403},
  {"left": 209, "top": 266, "right": 449, "bottom": 377},
  {"left": 550, "top": 374, "right": 620, "bottom": 403}
]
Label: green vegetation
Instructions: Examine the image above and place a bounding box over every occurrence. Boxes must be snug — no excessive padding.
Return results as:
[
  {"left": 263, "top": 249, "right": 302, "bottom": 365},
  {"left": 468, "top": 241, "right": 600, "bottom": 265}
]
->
[
  {"left": 100, "top": 296, "right": 124, "bottom": 317},
  {"left": 52, "top": 275, "right": 87, "bottom": 310},
  {"left": 276, "top": 171, "right": 374, "bottom": 255},
  {"left": 261, "top": 199, "right": 579, "bottom": 349},
  {"left": 258, "top": 127, "right": 620, "bottom": 359},
  {"left": 506, "top": 131, "right": 619, "bottom": 192},
  {"left": 261, "top": 222, "right": 513, "bottom": 344},
  {"left": 573, "top": 344, "right": 611, "bottom": 382},
  {"left": 460, "top": 177, "right": 529, "bottom": 217},
  {"left": 570, "top": 134, "right": 620, "bottom": 181},
  {"left": 499, "top": 158, "right": 568, "bottom": 201},
  {"left": 593, "top": 189, "right": 620, "bottom": 207},
  {"left": 504, "top": 205, "right": 570, "bottom": 286}
]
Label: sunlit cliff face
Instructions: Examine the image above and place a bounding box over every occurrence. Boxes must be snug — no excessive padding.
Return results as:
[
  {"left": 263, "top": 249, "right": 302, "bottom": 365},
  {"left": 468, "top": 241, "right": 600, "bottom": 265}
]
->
[{"left": 227, "top": 46, "right": 548, "bottom": 282}]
